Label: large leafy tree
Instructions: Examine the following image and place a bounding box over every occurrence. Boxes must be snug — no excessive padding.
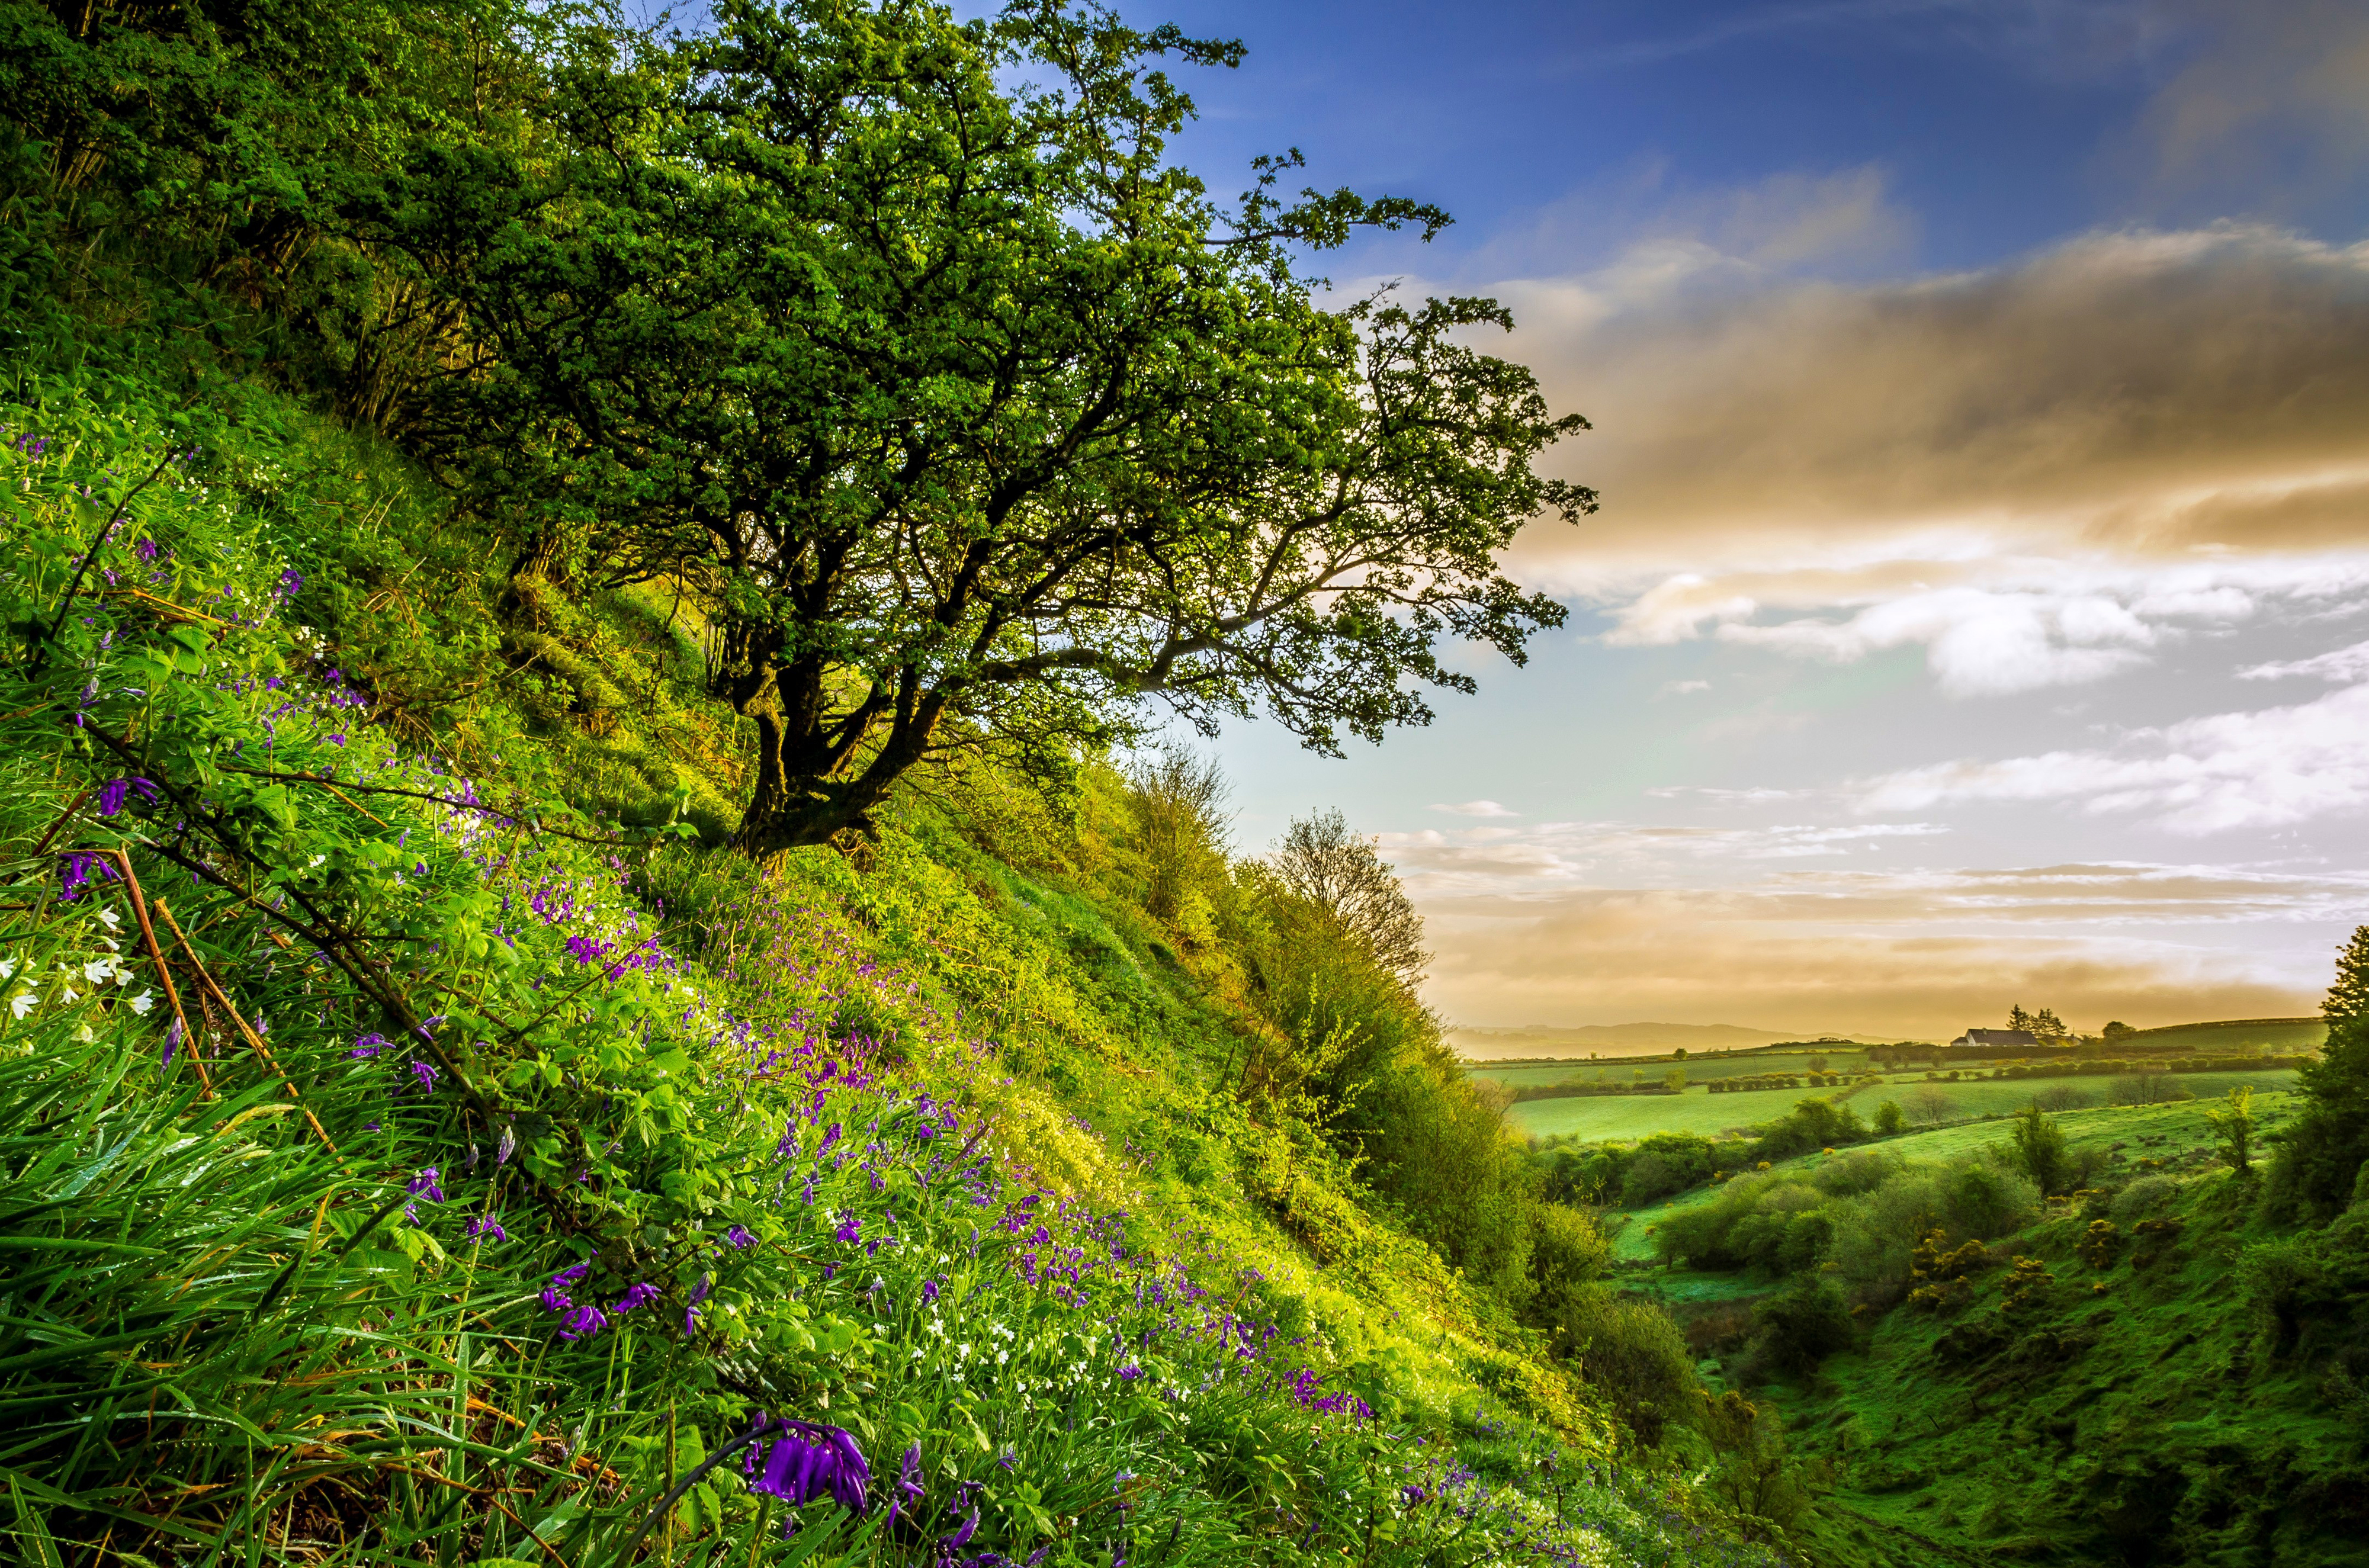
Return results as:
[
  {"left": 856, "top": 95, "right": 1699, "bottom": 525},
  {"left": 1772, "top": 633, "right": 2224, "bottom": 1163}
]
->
[{"left": 390, "top": 0, "right": 1592, "bottom": 854}]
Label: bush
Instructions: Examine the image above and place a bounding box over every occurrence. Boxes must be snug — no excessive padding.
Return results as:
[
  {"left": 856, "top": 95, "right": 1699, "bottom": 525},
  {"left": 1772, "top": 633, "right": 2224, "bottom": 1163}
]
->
[
  {"left": 2108, "top": 1174, "right": 2178, "bottom": 1223},
  {"left": 1616, "top": 1132, "right": 1723, "bottom": 1207},
  {"left": 1561, "top": 1291, "right": 1698, "bottom": 1448},
  {"left": 1747, "top": 1277, "right": 1856, "bottom": 1379}
]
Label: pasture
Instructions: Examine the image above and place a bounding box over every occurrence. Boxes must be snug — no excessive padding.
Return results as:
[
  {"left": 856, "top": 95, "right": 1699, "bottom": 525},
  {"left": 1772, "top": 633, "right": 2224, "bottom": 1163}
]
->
[
  {"left": 1508, "top": 1065, "right": 2299, "bottom": 1143},
  {"left": 1601, "top": 1087, "right": 2301, "bottom": 1259}
]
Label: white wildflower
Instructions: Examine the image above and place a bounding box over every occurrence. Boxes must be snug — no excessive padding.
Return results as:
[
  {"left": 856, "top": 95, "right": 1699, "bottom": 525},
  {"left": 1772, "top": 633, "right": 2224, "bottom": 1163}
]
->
[
  {"left": 83, "top": 958, "right": 114, "bottom": 985},
  {"left": 8, "top": 992, "right": 33, "bottom": 1020},
  {"left": 97, "top": 908, "right": 121, "bottom": 930},
  {"left": 128, "top": 990, "right": 154, "bottom": 1015}
]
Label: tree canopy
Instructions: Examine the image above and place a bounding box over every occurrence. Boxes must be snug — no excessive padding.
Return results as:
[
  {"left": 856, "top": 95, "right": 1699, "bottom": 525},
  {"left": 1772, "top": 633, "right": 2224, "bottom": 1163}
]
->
[{"left": 381, "top": 0, "right": 1591, "bottom": 852}]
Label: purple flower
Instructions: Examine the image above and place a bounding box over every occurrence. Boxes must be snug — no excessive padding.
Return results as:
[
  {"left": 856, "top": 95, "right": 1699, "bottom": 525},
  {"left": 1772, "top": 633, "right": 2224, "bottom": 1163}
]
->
[
  {"left": 407, "top": 1167, "right": 445, "bottom": 1203},
  {"left": 1118, "top": 1364, "right": 1141, "bottom": 1381},
  {"left": 56, "top": 852, "right": 115, "bottom": 903},
  {"left": 891, "top": 1440, "right": 926, "bottom": 1520},
  {"left": 496, "top": 1122, "right": 516, "bottom": 1165},
  {"left": 747, "top": 1418, "right": 872, "bottom": 1515},
  {"left": 920, "top": 1278, "right": 939, "bottom": 1306},
  {"left": 614, "top": 1282, "right": 661, "bottom": 1313},
  {"left": 408, "top": 1061, "right": 438, "bottom": 1094},
  {"left": 560, "top": 1303, "right": 608, "bottom": 1342},
  {"left": 726, "top": 1225, "right": 755, "bottom": 1250},
  {"left": 466, "top": 1215, "right": 507, "bottom": 1243},
  {"left": 834, "top": 1212, "right": 861, "bottom": 1245},
  {"left": 161, "top": 1016, "right": 182, "bottom": 1066},
  {"left": 684, "top": 1273, "right": 712, "bottom": 1338},
  {"left": 542, "top": 1262, "right": 592, "bottom": 1314},
  {"left": 817, "top": 1123, "right": 842, "bottom": 1156},
  {"left": 136, "top": 538, "right": 158, "bottom": 561},
  {"left": 942, "top": 1509, "right": 978, "bottom": 1551},
  {"left": 275, "top": 567, "right": 303, "bottom": 598},
  {"left": 348, "top": 1033, "right": 385, "bottom": 1058},
  {"left": 95, "top": 777, "right": 157, "bottom": 817}
]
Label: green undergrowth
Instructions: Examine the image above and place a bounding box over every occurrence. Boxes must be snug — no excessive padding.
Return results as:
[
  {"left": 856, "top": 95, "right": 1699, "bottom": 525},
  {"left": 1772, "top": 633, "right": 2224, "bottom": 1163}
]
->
[
  {"left": 1758, "top": 1171, "right": 2369, "bottom": 1566},
  {"left": 0, "top": 356, "right": 1784, "bottom": 1567}
]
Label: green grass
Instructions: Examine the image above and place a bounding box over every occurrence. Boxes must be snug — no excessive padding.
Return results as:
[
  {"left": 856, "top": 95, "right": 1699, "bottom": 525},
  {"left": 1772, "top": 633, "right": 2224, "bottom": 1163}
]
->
[
  {"left": 1508, "top": 1067, "right": 2298, "bottom": 1143},
  {"left": 1603, "top": 1090, "right": 2301, "bottom": 1262}
]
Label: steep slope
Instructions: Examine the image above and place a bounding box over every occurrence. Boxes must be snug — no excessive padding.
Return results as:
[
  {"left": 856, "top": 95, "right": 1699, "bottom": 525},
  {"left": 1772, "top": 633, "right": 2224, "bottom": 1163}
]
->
[{"left": 0, "top": 359, "right": 1783, "bottom": 1566}]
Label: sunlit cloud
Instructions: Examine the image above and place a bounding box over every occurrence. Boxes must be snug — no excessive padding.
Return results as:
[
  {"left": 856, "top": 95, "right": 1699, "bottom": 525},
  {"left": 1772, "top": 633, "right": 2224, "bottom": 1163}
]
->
[{"left": 1854, "top": 678, "right": 2369, "bottom": 832}]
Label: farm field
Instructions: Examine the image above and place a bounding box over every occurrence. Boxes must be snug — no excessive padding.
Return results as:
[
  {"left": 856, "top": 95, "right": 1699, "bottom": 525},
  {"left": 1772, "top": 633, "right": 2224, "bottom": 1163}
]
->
[
  {"left": 2120, "top": 1017, "right": 2323, "bottom": 1053},
  {"left": 1601, "top": 1087, "right": 2302, "bottom": 1261},
  {"left": 1505, "top": 1065, "right": 2299, "bottom": 1142},
  {"left": 1471, "top": 1048, "right": 1872, "bottom": 1088}
]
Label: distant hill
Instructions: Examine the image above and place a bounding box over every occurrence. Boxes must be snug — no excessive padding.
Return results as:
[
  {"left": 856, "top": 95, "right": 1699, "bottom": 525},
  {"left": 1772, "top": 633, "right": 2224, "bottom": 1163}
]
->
[{"left": 1449, "top": 1021, "right": 1888, "bottom": 1061}]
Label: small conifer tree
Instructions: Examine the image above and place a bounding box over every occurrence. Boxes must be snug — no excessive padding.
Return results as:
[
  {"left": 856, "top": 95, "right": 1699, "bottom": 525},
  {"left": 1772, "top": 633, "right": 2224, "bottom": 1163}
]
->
[{"left": 2266, "top": 926, "right": 2369, "bottom": 1216}]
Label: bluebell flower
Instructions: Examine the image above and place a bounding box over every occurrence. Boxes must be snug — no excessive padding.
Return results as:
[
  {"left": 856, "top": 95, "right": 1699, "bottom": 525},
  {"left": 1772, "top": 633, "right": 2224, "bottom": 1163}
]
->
[{"left": 746, "top": 1417, "right": 871, "bottom": 1516}]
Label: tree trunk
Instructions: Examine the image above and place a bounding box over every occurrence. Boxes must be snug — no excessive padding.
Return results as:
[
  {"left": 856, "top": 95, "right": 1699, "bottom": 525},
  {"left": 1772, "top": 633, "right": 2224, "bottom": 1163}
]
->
[{"left": 730, "top": 706, "right": 886, "bottom": 855}]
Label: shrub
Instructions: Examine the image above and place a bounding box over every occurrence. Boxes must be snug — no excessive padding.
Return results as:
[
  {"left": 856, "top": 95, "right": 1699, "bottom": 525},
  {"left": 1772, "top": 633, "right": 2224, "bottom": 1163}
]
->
[
  {"left": 2010, "top": 1103, "right": 2073, "bottom": 1195},
  {"left": 1747, "top": 1277, "right": 1856, "bottom": 1379},
  {"left": 1873, "top": 1100, "right": 1905, "bottom": 1135},
  {"left": 1560, "top": 1291, "right": 1698, "bottom": 1448},
  {"left": 2034, "top": 1084, "right": 2092, "bottom": 1112},
  {"left": 2111, "top": 1175, "right": 2179, "bottom": 1223}
]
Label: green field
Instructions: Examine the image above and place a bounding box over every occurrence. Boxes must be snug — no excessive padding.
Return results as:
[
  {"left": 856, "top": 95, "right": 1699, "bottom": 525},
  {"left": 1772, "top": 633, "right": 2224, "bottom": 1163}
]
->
[
  {"left": 1472, "top": 1049, "right": 1870, "bottom": 1088},
  {"left": 2118, "top": 1017, "right": 2324, "bottom": 1053},
  {"left": 1507, "top": 1065, "right": 2299, "bottom": 1142},
  {"left": 1603, "top": 1088, "right": 2302, "bottom": 1261}
]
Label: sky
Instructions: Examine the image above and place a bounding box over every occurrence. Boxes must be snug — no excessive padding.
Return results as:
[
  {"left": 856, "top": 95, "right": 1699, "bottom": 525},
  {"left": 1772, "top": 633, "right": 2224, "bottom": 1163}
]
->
[{"left": 1116, "top": 0, "right": 2369, "bottom": 1041}]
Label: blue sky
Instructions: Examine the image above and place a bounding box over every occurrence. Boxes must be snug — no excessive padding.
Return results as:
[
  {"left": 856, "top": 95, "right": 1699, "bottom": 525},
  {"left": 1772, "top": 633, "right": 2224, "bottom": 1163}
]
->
[{"left": 1109, "top": 0, "right": 2369, "bottom": 1040}]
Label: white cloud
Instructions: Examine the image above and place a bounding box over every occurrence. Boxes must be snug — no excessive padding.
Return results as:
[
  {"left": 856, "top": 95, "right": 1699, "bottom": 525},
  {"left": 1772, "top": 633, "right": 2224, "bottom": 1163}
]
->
[
  {"left": 1429, "top": 799, "right": 1520, "bottom": 818},
  {"left": 1657, "top": 679, "right": 1713, "bottom": 696},
  {"left": 1856, "top": 678, "right": 2369, "bottom": 831},
  {"left": 2239, "top": 637, "right": 2369, "bottom": 683}
]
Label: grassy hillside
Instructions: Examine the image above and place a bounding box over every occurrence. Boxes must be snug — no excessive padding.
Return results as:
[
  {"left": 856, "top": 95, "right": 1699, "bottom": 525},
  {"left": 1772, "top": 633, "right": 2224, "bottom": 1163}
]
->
[
  {"left": 1606, "top": 1092, "right": 2306, "bottom": 1261},
  {"left": 0, "top": 355, "right": 1786, "bottom": 1567},
  {"left": 2120, "top": 1018, "right": 2326, "bottom": 1054}
]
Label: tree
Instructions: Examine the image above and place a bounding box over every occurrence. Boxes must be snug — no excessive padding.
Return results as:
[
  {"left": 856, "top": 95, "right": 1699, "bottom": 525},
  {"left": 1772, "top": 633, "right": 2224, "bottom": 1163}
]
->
[
  {"left": 1873, "top": 1100, "right": 1905, "bottom": 1135},
  {"left": 390, "top": 0, "right": 1591, "bottom": 853},
  {"left": 2010, "top": 1101, "right": 2072, "bottom": 1196},
  {"left": 1266, "top": 809, "right": 1428, "bottom": 979},
  {"left": 2031, "top": 1007, "right": 2068, "bottom": 1040},
  {"left": 2267, "top": 926, "right": 2369, "bottom": 1217},
  {"left": 2007, "top": 1004, "right": 2034, "bottom": 1032},
  {"left": 2206, "top": 1085, "right": 2256, "bottom": 1176},
  {"left": 2102, "top": 1020, "right": 2136, "bottom": 1040},
  {"left": 1123, "top": 744, "right": 1229, "bottom": 927}
]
